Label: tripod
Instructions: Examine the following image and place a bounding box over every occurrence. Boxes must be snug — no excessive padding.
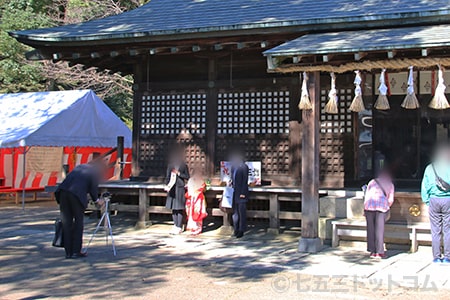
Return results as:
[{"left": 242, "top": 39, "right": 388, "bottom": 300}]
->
[{"left": 84, "top": 193, "right": 117, "bottom": 256}]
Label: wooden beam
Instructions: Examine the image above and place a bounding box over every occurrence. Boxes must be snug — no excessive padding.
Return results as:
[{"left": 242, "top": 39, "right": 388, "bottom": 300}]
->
[
  {"left": 266, "top": 55, "right": 277, "bottom": 70},
  {"left": 387, "top": 50, "right": 396, "bottom": 59},
  {"left": 268, "top": 57, "right": 450, "bottom": 74},
  {"left": 322, "top": 55, "right": 334, "bottom": 62},
  {"left": 52, "top": 53, "right": 62, "bottom": 60},
  {"left": 236, "top": 42, "right": 246, "bottom": 49},
  {"left": 129, "top": 49, "right": 139, "bottom": 56},
  {"left": 25, "top": 50, "right": 46, "bottom": 60},
  {"left": 149, "top": 48, "right": 157, "bottom": 55},
  {"left": 354, "top": 52, "right": 367, "bottom": 61}
]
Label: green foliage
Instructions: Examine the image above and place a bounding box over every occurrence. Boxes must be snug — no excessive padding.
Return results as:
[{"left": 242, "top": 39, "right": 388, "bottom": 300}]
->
[
  {"left": 4, "top": 0, "right": 53, "bottom": 11},
  {"left": 0, "top": 3, "right": 53, "bottom": 92},
  {"left": 104, "top": 91, "right": 134, "bottom": 128},
  {"left": 0, "top": 0, "right": 148, "bottom": 126}
]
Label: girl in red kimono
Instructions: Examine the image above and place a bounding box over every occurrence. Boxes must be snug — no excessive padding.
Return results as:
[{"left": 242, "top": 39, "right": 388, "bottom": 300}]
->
[{"left": 185, "top": 169, "right": 207, "bottom": 235}]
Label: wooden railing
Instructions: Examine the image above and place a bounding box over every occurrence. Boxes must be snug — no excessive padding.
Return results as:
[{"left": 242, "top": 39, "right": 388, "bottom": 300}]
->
[{"left": 94, "top": 182, "right": 328, "bottom": 233}]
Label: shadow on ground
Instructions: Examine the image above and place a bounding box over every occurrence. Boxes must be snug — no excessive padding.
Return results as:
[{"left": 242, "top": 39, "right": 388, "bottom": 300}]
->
[
  {"left": 0, "top": 204, "right": 300, "bottom": 298},
  {"left": 0, "top": 201, "right": 435, "bottom": 299}
]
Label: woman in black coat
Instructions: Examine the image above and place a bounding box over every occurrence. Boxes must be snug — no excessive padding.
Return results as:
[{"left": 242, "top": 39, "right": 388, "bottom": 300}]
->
[{"left": 165, "top": 154, "right": 189, "bottom": 234}]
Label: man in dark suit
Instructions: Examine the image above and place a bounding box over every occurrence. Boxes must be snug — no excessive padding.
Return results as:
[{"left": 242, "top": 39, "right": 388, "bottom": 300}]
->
[
  {"left": 56, "top": 160, "right": 104, "bottom": 259},
  {"left": 231, "top": 153, "right": 249, "bottom": 238}
]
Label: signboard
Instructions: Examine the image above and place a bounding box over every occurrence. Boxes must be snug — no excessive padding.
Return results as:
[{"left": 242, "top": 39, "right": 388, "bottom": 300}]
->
[
  {"left": 220, "top": 161, "right": 261, "bottom": 185},
  {"left": 26, "top": 147, "right": 63, "bottom": 173},
  {"left": 374, "top": 70, "right": 450, "bottom": 95}
]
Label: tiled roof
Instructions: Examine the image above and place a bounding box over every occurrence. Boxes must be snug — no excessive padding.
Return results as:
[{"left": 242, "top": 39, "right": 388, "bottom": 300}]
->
[
  {"left": 10, "top": 0, "right": 450, "bottom": 43},
  {"left": 264, "top": 24, "right": 450, "bottom": 56}
]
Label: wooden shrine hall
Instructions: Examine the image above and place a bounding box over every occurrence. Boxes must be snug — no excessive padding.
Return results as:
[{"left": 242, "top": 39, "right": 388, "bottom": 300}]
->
[{"left": 10, "top": 0, "right": 450, "bottom": 251}]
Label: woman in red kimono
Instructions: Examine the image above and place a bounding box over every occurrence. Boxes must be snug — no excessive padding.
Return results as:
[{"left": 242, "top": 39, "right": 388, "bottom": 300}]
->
[{"left": 185, "top": 169, "right": 207, "bottom": 235}]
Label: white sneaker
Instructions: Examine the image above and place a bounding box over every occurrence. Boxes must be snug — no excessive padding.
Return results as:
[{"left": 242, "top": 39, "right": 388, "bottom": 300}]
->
[
  {"left": 170, "top": 226, "right": 182, "bottom": 235},
  {"left": 170, "top": 226, "right": 178, "bottom": 235}
]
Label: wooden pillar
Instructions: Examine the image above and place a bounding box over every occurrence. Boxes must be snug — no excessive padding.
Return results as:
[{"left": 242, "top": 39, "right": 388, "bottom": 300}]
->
[
  {"left": 298, "top": 71, "right": 322, "bottom": 252},
  {"left": 205, "top": 57, "right": 218, "bottom": 177},
  {"left": 117, "top": 136, "right": 124, "bottom": 180},
  {"left": 289, "top": 75, "right": 302, "bottom": 186},
  {"left": 219, "top": 191, "right": 234, "bottom": 235},
  {"left": 131, "top": 62, "right": 144, "bottom": 177},
  {"left": 135, "top": 188, "right": 150, "bottom": 229},
  {"left": 268, "top": 193, "right": 280, "bottom": 234}
]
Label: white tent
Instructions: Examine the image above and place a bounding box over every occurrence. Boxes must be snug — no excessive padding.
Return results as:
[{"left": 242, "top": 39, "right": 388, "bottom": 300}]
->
[
  {"left": 0, "top": 89, "right": 131, "bottom": 148},
  {"left": 0, "top": 90, "right": 132, "bottom": 209}
]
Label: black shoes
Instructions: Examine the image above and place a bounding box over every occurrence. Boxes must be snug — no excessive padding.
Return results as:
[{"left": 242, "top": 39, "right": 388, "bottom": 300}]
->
[
  {"left": 65, "top": 252, "right": 88, "bottom": 259},
  {"left": 73, "top": 252, "right": 88, "bottom": 258},
  {"left": 235, "top": 231, "right": 244, "bottom": 238}
]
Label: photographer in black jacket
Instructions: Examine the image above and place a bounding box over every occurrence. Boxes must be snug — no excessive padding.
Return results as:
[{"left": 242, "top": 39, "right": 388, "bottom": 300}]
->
[{"left": 56, "top": 159, "right": 105, "bottom": 259}]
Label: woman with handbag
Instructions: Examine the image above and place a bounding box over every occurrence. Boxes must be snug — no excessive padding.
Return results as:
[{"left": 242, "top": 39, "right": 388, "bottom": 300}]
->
[
  {"left": 364, "top": 168, "right": 394, "bottom": 259},
  {"left": 421, "top": 144, "right": 450, "bottom": 263},
  {"left": 185, "top": 168, "right": 207, "bottom": 235},
  {"left": 165, "top": 149, "right": 190, "bottom": 235}
]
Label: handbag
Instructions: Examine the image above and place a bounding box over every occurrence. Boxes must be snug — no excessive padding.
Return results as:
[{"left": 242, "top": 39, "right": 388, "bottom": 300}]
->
[
  {"left": 374, "top": 179, "right": 391, "bottom": 222},
  {"left": 52, "top": 218, "right": 64, "bottom": 247},
  {"left": 220, "top": 186, "right": 234, "bottom": 208},
  {"left": 431, "top": 164, "right": 450, "bottom": 192}
]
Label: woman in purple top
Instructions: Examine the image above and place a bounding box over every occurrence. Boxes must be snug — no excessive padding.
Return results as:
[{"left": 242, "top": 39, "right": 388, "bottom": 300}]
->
[{"left": 364, "top": 169, "right": 395, "bottom": 259}]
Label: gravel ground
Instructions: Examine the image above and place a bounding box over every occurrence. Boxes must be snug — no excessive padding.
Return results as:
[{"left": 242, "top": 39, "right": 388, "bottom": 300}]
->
[{"left": 0, "top": 200, "right": 449, "bottom": 300}]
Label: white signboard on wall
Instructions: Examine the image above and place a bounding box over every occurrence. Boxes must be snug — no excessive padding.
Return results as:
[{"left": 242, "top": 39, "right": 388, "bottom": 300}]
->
[{"left": 220, "top": 161, "right": 261, "bottom": 185}]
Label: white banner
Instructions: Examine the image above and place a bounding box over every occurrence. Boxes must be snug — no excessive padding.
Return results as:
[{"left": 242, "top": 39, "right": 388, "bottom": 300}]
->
[{"left": 220, "top": 161, "right": 261, "bottom": 185}]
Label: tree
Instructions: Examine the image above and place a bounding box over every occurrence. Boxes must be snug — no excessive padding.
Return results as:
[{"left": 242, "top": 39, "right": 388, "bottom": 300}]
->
[
  {"left": 0, "top": 0, "right": 149, "bottom": 127},
  {"left": 0, "top": 1, "right": 53, "bottom": 92}
]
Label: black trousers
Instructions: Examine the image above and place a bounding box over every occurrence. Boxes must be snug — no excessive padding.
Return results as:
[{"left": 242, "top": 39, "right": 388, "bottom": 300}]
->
[
  {"left": 59, "top": 190, "right": 85, "bottom": 257},
  {"left": 232, "top": 202, "right": 247, "bottom": 233},
  {"left": 365, "top": 210, "right": 388, "bottom": 255},
  {"left": 172, "top": 209, "right": 184, "bottom": 228}
]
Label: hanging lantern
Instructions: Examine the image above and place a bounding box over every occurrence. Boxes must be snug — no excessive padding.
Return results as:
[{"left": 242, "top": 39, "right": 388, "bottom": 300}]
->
[
  {"left": 298, "top": 72, "right": 312, "bottom": 110},
  {"left": 324, "top": 72, "right": 338, "bottom": 114},
  {"left": 429, "top": 66, "right": 449, "bottom": 110},
  {"left": 401, "top": 66, "right": 420, "bottom": 109},
  {"left": 375, "top": 69, "right": 390, "bottom": 110},
  {"left": 349, "top": 70, "right": 365, "bottom": 112}
]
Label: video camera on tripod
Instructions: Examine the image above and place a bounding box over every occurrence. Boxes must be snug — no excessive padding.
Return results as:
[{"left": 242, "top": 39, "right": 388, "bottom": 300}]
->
[
  {"left": 85, "top": 191, "right": 117, "bottom": 256},
  {"left": 101, "top": 192, "right": 111, "bottom": 201}
]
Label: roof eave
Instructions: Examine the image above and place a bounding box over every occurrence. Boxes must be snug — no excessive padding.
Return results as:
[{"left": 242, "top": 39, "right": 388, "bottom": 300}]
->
[
  {"left": 9, "top": 9, "right": 450, "bottom": 46},
  {"left": 265, "top": 42, "right": 450, "bottom": 57}
]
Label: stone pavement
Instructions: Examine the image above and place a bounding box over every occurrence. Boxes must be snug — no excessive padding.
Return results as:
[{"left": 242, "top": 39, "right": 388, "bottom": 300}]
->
[{"left": 0, "top": 200, "right": 449, "bottom": 300}]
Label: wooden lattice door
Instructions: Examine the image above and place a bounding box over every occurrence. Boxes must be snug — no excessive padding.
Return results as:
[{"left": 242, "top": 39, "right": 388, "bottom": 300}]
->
[
  {"left": 319, "top": 86, "right": 355, "bottom": 187},
  {"left": 138, "top": 91, "right": 208, "bottom": 176}
]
